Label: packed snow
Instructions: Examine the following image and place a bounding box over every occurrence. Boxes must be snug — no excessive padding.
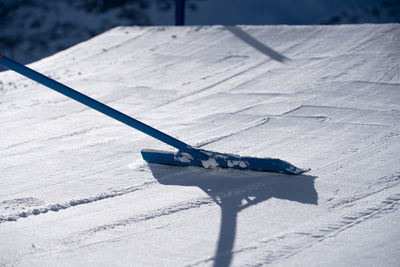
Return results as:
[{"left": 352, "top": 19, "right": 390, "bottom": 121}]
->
[{"left": 1, "top": 24, "right": 400, "bottom": 266}]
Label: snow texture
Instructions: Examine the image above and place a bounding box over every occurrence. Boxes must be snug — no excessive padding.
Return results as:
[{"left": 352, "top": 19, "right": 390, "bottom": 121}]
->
[{"left": 1, "top": 24, "right": 400, "bottom": 266}]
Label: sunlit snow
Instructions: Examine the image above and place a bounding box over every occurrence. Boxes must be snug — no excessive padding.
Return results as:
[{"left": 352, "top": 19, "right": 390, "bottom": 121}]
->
[{"left": 1, "top": 24, "right": 399, "bottom": 266}]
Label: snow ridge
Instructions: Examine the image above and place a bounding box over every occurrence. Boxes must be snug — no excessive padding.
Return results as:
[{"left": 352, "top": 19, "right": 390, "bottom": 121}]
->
[{"left": 0, "top": 181, "right": 155, "bottom": 224}]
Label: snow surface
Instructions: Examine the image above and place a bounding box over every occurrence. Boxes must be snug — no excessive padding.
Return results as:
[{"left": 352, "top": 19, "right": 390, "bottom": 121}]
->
[
  {"left": 2, "top": 0, "right": 398, "bottom": 65},
  {"left": 1, "top": 24, "right": 400, "bottom": 266}
]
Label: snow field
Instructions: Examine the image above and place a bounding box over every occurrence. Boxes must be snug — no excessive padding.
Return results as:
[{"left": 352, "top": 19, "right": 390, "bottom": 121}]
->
[{"left": 1, "top": 24, "right": 399, "bottom": 266}]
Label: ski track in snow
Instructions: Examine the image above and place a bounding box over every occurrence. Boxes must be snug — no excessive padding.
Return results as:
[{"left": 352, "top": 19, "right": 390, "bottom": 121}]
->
[
  {"left": 190, "top": 186, "right": 400, "bottom": 266},
  {"left": 8, "top": 171, "right": 400, "bottom": 265},
  {"left": 316, "top": 129, "right": 400, "bottom": 173},
  {"left": 260, "top": 194, "right": 400, "bottom": 265},
  {"left": 16, "top": 171, "right": 399, "bottom": 266},
  {"left": 0, "top": 177, "right": 283, "bottom": 263},
  {"left": 2, "top": 174, "right": 400, "bottom": 266}
]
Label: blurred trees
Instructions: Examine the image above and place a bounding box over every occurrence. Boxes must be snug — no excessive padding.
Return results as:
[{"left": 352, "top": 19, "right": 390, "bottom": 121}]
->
[
  {"left": 321, "top": 0, "right": 400, "bottom": 24},
  {"left": 0, "top": 0, "right": 202, "bottom": 63}
]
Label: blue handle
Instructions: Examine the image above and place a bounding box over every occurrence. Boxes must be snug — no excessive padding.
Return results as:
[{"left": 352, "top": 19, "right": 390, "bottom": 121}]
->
[{"left": 0, "top": 54, "right": 208, "bottom": 160}]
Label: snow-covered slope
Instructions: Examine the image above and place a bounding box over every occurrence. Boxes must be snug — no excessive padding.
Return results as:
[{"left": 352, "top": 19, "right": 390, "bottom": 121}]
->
[
  {"left": 1, "top": 24, "right": 400, "bottom": 266},
  {"left": 2, "top": 0, "right": 399, "bottom": 65}
]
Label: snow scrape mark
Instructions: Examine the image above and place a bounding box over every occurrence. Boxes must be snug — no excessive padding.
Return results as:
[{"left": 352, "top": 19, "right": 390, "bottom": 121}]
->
[
  {"left": 273, "top": 193, "right": 400, "bottom": 264},
  {"left": 0, "top": 197, "right": 44, "bottom": 219},
  {"left": 65, "top": 180, "right": 274, "bottom": 245},
  {"left": 196, "top": 117, "right": 270, "bottom": 147},
  {"left": 69, "top": 197, "right": 216, "bottom": 245},
  {"left": 1, "top": 197, "right": 44, "bottom": 208},
  {"left": 190, "top": 189, "right": 400, "bottom": 266},
  {"left": 0, "top": 181, "right": 156, "bottom": 224},
  {"left": 328, "top": 172, "right": 400, "bottom": 210}
]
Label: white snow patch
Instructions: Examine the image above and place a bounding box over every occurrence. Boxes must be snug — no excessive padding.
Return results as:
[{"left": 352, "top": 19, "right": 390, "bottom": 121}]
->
[
  {"left": 127, "top": 159, "right": 150, "bottom": 172},
  {"left": 201, "top": 158, "right": 219, "bottom": 168},
  {"left": 227, "top": 159, "right": 249, "bottom": 168},
  {"left": 175, "top": 152, "right": 194, "bottom": 163}
]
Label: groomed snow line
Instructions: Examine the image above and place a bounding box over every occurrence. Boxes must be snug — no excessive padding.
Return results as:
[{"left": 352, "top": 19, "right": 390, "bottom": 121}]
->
[{"left": 1, "top": 24, "right": 399, "bottom": 266}]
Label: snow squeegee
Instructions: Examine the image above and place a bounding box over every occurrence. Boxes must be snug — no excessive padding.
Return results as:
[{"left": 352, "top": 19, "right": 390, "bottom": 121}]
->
[{"left": 0, "top": 52, "right": 309, "bottom": 175}]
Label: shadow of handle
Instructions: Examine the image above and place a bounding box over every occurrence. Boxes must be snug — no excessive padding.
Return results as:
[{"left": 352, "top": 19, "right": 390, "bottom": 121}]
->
[
  {"left": 226, "top": 26, "right": 290, "bottom": 62},
  {"left": 213, "top": 204, "right": 238, "bottom": 267}
]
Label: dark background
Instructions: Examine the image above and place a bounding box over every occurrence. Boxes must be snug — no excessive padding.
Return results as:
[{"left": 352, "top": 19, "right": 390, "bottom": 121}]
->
[{"left": 1, "top": 0, "right": 399, "bottom": 64}]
